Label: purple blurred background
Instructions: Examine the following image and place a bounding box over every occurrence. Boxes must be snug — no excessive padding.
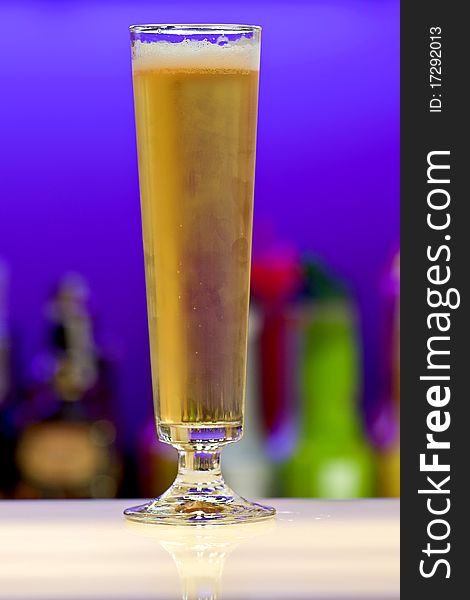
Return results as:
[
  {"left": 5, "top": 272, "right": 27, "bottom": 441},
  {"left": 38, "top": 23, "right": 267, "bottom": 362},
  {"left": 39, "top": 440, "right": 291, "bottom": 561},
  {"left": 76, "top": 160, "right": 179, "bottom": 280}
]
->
[{"left": 0, "top": 0, "right": 399, "bottom": 449}]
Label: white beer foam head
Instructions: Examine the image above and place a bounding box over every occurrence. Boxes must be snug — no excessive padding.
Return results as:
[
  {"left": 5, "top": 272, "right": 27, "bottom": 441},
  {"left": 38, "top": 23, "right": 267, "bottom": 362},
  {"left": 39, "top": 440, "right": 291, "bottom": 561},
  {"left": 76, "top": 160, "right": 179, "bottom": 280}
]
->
[{"left": 132, "top": 37, "right": 259, "bottom": 71}]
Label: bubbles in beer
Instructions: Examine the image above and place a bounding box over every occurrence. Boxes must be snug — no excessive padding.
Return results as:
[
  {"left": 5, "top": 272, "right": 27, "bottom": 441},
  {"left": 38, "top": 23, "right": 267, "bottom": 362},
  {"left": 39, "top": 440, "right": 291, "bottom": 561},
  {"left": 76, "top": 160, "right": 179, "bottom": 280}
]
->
[{"left": 132, "top": 50, "right": 259, "bottom": 431}]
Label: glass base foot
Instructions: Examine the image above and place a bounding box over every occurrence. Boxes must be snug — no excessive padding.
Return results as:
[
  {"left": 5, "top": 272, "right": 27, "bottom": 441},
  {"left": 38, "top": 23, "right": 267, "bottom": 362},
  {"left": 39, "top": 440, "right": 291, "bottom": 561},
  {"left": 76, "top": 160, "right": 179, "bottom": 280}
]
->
[
  {"left": 125, "top": 448, "right": 275, "bottom": 525},
  {"left": 124, "top": 450, "right": 274, "bottom": 525},
  {"left": 124, "top": 489, "right": 275, "bottom": 526}
]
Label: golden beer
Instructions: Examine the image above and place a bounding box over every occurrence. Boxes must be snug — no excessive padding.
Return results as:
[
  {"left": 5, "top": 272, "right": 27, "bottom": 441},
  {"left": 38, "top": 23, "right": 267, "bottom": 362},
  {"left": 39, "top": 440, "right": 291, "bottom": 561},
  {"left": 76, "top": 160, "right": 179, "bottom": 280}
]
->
[{"left": 132, "top": 41, "right": 259, "bottom": 444}]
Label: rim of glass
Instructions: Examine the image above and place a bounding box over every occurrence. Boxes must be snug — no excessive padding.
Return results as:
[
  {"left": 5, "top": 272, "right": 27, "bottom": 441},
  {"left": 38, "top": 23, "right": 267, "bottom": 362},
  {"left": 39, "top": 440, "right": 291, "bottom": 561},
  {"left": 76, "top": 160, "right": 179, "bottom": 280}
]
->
[{"left": 129, "top": 24, "right": 261, "bottom": 35}]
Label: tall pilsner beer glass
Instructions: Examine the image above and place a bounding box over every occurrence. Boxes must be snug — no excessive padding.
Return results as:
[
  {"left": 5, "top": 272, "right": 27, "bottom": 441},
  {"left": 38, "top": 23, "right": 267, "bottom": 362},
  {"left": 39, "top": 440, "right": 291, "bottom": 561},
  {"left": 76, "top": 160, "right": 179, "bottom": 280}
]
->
[{"left": 125, "top": 25, "right": 275, "bottom": 524}]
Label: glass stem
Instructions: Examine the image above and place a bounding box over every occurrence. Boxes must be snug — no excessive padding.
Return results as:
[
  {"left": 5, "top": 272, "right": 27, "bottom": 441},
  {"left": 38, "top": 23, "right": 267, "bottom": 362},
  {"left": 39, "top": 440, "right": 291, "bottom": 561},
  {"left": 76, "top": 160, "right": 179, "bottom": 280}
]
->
[{"left": 175, "top": 449, "right": 225, "bottom": 489}]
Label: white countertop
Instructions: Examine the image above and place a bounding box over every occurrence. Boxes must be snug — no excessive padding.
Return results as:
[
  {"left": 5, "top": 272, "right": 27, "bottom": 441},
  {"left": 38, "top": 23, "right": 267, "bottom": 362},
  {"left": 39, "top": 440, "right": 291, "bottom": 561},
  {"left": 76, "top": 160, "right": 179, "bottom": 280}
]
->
[{"left": 0, "top": 498, "right": 399, "bottom": 599}]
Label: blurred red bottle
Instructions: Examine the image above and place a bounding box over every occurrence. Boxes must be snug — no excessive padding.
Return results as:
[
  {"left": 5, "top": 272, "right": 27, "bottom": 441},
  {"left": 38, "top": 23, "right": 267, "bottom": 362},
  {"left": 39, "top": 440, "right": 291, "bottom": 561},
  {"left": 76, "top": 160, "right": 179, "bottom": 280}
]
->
[{"left": 251, "top": 248, "right": 304, "bottom": 463}]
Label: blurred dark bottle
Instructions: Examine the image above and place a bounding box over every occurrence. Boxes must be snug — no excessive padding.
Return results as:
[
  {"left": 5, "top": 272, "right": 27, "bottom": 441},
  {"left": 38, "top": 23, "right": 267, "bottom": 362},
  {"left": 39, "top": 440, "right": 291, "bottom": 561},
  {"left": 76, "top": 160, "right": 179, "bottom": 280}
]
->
[
  {"left": 280, "top": 260, "right": 375, "bottom": 498},
  {"left": 14, "top": 274, "right": 121, "bottom": 498},
  {"left": 0, "top": 260, "right": 18, "bottom": 498},
  {"left": 373, "top": 251, "right": 400, "bottom": 497},
  {"left": 0, "top": 261, "right": 11, "bottom": 411}
]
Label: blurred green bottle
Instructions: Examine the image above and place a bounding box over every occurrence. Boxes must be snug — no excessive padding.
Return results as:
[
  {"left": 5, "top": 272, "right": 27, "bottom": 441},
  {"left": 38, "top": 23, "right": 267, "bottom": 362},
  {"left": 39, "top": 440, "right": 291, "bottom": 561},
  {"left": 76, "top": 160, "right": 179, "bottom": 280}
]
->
[{"left": 281, "top": 262, "right": 375, "bottom": 498}]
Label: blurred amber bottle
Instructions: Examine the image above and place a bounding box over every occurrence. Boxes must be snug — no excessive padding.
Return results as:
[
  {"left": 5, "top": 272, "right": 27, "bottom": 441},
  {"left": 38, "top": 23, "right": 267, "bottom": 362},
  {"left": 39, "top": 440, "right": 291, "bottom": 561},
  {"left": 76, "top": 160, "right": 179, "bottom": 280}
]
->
[{"left": 14, "top": 274, "right": 121, "bottom": 498}]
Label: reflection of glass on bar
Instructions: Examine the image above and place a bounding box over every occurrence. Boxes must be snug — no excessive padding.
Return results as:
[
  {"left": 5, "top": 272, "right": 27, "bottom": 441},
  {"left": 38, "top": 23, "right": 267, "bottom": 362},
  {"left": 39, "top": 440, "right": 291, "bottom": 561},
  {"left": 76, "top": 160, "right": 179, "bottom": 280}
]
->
[{"left": 132, "top": 30, "right": 260, "bottom": 446}]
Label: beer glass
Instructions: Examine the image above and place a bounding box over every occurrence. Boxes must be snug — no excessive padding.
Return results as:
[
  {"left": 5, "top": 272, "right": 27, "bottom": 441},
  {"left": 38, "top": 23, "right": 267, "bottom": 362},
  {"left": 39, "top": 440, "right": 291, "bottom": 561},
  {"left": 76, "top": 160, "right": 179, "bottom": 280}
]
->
[{"left": 124, "top": 25, "right": 275, "bottom": 524}]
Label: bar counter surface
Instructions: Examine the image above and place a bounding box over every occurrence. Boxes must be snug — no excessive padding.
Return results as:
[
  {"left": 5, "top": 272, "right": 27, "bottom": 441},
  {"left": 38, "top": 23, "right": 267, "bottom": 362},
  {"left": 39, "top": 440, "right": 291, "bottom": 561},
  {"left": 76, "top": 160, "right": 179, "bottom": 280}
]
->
[{"left": 0, "top": 498, "right": 399, "bottom": 599}]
